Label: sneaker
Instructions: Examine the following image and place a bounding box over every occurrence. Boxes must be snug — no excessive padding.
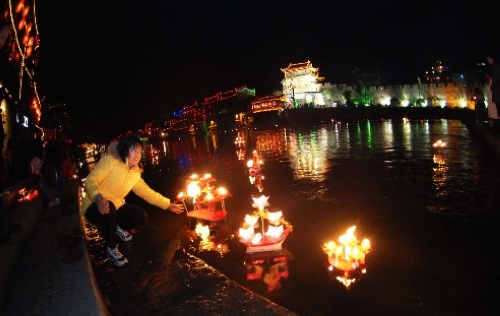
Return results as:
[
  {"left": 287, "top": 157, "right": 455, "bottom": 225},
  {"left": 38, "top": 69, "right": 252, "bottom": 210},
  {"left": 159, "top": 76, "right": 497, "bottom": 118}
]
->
[
  {"left": 115, "top": 225, "right": 133, "bottom": 241},
  {"left": 48, "top": 198, "right": 60, "bottom": 207},
  {"left": 107, "top": 246, "right": 128, "bottom": 267}
]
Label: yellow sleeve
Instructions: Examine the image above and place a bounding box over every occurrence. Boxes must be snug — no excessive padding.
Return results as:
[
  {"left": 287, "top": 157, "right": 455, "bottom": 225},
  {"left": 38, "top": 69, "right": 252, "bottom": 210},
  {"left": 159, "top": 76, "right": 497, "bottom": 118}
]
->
[{"left": 131, "top": 177, "right": 171, "bottom": 210}]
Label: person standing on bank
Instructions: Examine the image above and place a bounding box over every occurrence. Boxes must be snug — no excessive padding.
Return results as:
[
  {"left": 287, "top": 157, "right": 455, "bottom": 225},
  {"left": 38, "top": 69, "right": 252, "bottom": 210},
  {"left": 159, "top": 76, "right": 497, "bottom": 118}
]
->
[
  {"left": 486, "top": 71, "right": 498, "bottom": 124},
  {"left": 81, "top": 133, "right": 184, "bottom": 267},
  {"left": 487, "top": 53, "right": 500, "bottom": 120}
]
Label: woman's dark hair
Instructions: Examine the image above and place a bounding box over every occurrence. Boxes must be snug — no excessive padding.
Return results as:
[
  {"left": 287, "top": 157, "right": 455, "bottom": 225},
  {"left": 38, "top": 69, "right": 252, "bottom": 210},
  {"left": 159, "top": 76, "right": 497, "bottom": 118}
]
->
[{"left": 116, "top": 133, "right": 143, "bottom": 163}]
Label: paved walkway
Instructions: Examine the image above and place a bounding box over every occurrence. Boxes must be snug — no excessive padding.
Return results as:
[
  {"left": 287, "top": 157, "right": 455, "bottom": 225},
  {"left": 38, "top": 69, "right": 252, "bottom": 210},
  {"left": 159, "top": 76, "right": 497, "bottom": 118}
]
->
[{"left": 0, "top": 178, "right": 105, "bottom": 315}]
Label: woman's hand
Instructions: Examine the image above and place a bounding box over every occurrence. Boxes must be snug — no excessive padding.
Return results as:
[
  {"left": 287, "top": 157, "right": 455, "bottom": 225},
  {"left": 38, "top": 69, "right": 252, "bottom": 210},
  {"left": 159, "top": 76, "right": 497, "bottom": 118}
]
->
[
  {"left": 168, "top": 203, "right": 184, "bottom": 214},
  {"left": 95, "top": 193, "right": 110, "bottom": 214}
]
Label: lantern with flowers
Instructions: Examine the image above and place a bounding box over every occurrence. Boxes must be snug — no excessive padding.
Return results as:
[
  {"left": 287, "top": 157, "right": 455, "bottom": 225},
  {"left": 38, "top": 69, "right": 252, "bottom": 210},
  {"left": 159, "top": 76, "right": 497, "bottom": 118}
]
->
[
  {"left": 176, "top": 173, "right": 230, "bottom": 221},
  {"left": 238, "top": 195, "right": 292, "bottom": 253},
  {"left": 176, "top": 173, "right": 232, "bottom": 254},
  {"left": 247, "top": 150, "right": 263, "bottom": 174}
]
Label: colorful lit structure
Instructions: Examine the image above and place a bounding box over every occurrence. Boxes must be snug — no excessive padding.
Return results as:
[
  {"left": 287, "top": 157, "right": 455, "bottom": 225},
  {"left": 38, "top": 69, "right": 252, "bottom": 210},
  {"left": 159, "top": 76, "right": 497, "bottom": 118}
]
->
[{"left": 281, "top": 60, "right": 326, "bottom": 108}]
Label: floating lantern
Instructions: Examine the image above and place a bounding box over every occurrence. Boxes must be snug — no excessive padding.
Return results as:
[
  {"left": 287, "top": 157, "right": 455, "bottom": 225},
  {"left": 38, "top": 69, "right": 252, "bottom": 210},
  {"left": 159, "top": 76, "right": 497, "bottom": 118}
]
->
[
  {"left": 247, "top": 150, "right": 263, "bottom": 173},
  {"left": 247, "top": 159, "right": 261, "bottom": 173},
  {"left": 176, "top": 173, "right": 230, "bottom": 221},
  {"left": 322, "top": 226, "right": 372, "bottom": 288},
  {"left": 238, "top": 195, "right": 292, "bottom": 253},
  {"left": 177, "top": 173, "right": 232, "bottom": 254},
  {"left": 432, "top": 139, "right": 447, "bottom": 148},
  {"left": 249, "top": 172, "right": 265, "bottom": 193}
]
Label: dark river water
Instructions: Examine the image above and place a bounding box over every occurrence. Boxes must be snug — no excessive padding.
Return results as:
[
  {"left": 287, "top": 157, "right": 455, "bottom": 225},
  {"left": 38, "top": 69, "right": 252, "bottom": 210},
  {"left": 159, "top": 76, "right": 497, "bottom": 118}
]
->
[{"left": 91, "top": 119, "right": 500, "bottom": 315}]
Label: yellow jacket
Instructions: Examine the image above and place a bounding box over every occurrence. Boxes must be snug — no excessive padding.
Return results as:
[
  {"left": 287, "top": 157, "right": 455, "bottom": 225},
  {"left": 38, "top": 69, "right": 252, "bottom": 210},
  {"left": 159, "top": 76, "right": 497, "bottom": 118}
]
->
[{"left": 81, "top": 141, "right": 171, "bottom": 219}]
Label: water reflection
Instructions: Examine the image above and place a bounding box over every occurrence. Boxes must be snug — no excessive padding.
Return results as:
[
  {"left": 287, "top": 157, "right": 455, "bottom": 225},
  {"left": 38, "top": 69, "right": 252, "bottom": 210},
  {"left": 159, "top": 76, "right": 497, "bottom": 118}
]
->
[
  {"left": 146, "top": 119, "right": 490, "bottom": 215},
  {"left": 137, "top": 119, "right": 500, "bottom": 314},
  {"left": 249, "top": 172, "right": 265, "bottom": 193},
  {"left": 244, "top": 249, "right": 292, "bottom": 292},
  {"left": 144, "top": 119, "right": 490, "bottom": 220}
]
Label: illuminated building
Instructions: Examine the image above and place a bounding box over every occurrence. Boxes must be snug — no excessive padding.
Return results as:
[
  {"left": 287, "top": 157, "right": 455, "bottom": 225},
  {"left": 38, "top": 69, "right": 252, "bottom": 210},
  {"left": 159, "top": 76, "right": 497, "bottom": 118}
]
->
[{"left": 281, "top": 60, "right": 325, "bottom": 108}]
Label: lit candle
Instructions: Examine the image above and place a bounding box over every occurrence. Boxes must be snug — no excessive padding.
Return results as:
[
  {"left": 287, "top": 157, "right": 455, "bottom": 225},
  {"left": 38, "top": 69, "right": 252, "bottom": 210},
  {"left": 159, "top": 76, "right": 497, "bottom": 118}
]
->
[
  {"left": 217, "top": 187, "right": 227, "bottom": 196},
  {"left": 247, "top": 159, "right": 254, "bottom": 168},
  {"left": 187, "top": 182, "right": 201, "bottom": 198}
]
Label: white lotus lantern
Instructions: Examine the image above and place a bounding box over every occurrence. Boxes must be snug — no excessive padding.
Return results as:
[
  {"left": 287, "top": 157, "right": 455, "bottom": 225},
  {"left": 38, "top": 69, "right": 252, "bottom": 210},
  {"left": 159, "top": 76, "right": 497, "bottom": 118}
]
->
[{"left": 238, "top": 195, "right": 292, "bottom": 253}]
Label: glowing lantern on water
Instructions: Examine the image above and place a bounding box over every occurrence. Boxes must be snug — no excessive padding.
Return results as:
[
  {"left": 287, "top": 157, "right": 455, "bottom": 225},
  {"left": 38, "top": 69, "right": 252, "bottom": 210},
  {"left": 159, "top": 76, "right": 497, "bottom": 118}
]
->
[
  {"left": 177, "top": 173, "right": 231, "bottom": 254},
  {"left": 432, "top": 139, "right": 447, "bottom": 148},
  {"left": 322, "top": 226, "right": 372, "bottom": 288},
  {"left": 238, "top": 195, "right": 292, "bottom": 253}
]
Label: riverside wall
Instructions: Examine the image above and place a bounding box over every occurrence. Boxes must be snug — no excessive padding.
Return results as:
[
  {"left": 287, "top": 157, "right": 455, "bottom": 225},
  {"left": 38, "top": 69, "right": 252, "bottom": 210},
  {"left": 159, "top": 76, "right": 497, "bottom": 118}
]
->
[{"left": 321, "top": 82, "right": 480, "bottom": 108}]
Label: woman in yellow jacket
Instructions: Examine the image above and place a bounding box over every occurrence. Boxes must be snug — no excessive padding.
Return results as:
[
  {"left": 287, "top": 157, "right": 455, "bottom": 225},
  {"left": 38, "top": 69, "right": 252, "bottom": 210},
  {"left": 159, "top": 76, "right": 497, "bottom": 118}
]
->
[{"left": 82, "top": 133, "right": 183, "bottom": 267}]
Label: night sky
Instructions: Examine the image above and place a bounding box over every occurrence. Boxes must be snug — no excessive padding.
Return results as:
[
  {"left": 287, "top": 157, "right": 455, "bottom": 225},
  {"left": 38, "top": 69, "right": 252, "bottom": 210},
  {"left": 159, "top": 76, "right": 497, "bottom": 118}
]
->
[{"left": 34, "top": 0, "right": 496, "bottom": 143}]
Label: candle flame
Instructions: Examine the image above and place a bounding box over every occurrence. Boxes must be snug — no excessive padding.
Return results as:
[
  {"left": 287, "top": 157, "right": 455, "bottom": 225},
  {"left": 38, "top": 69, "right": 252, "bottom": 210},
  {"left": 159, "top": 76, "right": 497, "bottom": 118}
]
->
[
  {"left": 217, "top": 187, "right": 227, "bottom": 195},
  {"left": 187, "top": 182, "right": 201, "bottom": 198},
  {"left": 322, "top": 226, "right": 371, "bottom": 272}
]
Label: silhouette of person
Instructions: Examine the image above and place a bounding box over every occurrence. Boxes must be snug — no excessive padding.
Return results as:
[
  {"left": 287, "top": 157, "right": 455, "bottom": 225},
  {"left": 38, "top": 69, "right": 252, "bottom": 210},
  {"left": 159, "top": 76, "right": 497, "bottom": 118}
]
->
[{"left": 487, "top": 53, "right": 500, "bottom": 123}]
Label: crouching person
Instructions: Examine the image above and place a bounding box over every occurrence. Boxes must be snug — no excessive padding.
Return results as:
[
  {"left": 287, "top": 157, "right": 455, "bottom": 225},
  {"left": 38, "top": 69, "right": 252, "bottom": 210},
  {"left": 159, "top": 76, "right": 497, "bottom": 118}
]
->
[{"left": 81, "top": 133, "right": 184, "bottom": 267}]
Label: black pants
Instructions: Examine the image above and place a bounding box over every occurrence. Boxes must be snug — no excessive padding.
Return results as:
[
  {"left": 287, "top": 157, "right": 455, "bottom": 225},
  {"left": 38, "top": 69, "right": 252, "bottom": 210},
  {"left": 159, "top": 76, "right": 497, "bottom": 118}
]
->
[{"left": 84, "top": 202, "right": 148, "bottom": 248}]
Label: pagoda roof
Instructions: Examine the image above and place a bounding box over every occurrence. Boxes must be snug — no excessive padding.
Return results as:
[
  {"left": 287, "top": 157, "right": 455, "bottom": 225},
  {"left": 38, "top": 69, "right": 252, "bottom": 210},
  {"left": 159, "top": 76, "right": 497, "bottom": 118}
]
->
[{"left": 280, "top": 60, "right": 318, "bottom": 72}]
